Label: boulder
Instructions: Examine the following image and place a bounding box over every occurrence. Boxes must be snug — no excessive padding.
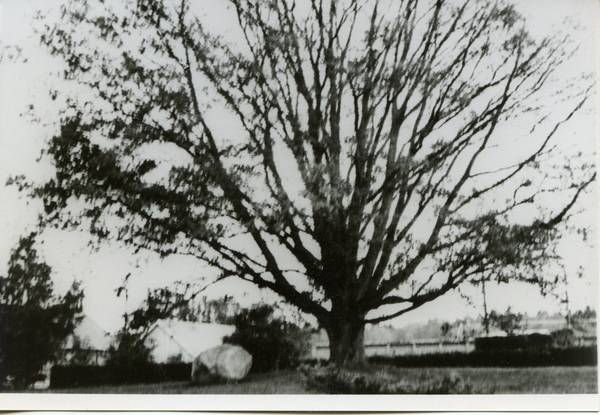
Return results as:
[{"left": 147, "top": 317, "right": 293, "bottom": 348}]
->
[{"left": 192, "top": 344, "right": 252, "bottom": 382}]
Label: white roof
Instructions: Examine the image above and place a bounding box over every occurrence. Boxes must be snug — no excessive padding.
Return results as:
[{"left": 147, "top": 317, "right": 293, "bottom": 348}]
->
[
  {"left": 148, "top": 320, "right": 236, "bottom": 358},
  {"left": 63, "top": 314, "right": 112, "bottom": 351}
]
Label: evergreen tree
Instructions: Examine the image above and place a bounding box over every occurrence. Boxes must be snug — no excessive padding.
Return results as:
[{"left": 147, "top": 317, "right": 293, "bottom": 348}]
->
[{"left": 0, "top": 233, "right": 82, "bottom": 389}]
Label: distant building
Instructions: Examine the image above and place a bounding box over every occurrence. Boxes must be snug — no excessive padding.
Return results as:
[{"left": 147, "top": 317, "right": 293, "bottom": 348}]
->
[
  {"left": 58, "top": 283, "right": 113, "bottom": 366},
  {"left": 145, "top": 320, "right": 236, "bottom": 363},
  {"left": 31, "top": 315, "right": 113, "bottom": 390},
  {"left": 59, "top": 314, "right": 113, "bottom": 366}
]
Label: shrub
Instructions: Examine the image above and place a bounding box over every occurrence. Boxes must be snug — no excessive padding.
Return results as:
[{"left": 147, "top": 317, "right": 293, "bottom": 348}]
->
[
  {"left": 474, "top": 334, "right": 552, "bottom": 352},
  {"left": 105, "top": 329, "right": 156, "bottom": 384},
  {"left": 527, "top": 333, "right": 553, "bottom": 352},
  {"left": 368, "top": 346, "right": 597, "bottom": 367},
  {"left": 224, "top": 304, "right": 311, "bottom": 373},
  {"left": 550, "top": 328, "right": 576, "bottom": 348},
  {"left": 304, "top": 366, "right": 473, "bottom": 394},
  {"left": 488, "top": 307, "right": 524, "bottom": 336}
]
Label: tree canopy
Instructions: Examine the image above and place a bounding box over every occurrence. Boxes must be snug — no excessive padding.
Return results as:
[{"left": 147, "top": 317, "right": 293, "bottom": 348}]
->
[
  {"left": 12, "top": 0, "right": 597, "bottom": 365},
  {"left": 488, "top": 307, "right": 524, "bottom": 336}
]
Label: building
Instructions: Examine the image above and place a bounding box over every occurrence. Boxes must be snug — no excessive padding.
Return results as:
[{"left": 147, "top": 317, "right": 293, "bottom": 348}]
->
[
  {"left": 59, "top": 314, "right": 113, "bottom": 366},
  {"left": 145, "top": 320, "right": 236, "bottom": 363},
  {"left": 31, "top": 315, "right": 112, "bottom": 390},
  {"left": 58, "top": 283, "right": 113, "bottom": 366}
]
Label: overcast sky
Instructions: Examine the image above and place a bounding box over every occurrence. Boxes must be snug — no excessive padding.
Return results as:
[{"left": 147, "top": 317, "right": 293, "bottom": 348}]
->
[{"left": 0, "top": 0, "right": 598, "bottom": 334}]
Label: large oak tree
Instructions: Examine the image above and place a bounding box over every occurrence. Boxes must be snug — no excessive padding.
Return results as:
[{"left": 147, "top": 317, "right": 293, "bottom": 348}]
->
[{"left": 13, "top": 0, "right": 596, "bottom": 365}]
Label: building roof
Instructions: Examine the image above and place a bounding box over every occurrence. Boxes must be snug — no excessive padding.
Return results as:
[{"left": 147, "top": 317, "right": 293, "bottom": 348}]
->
[
  {"left": 63, "top": 314, "right": 113, "bottom": 351},
  {"left": 147, "top": 320, "right": 236, "bottom": 359}
]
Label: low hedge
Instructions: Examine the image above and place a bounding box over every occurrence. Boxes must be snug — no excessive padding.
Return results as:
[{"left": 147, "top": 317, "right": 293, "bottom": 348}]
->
[
  {"left": 50, "top": 362, "right": 192, "bottom": 389},
  {"left": 475, "top": 334, "right": 553, "bottom": 352},
  {"left": 368, "top": 346, "right": 597, "bottom": 368}
]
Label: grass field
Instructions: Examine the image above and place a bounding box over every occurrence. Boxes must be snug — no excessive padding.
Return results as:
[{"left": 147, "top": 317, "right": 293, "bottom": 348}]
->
[
  {"left": 389, "top": 366, "right": 598, "bottom": 394},
  {"left": 40, "top": 366, "right": 598, "bottom": 394}
]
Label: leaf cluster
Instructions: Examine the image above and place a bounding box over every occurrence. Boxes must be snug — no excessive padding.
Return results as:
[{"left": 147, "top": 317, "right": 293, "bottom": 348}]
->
[
  {"left": 488, "top": 307, "right": 524, "bottom": 336},
  {"left": 225, "top": 303, "right": 312, "bottom": 372}
]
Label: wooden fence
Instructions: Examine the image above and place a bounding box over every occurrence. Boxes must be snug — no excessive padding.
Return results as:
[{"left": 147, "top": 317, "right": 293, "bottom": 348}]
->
[
  {"left": 310, "top": 340, "right": 475, "bottom": 360},
  {"left": 309, "top": 335, "right": 597, "bottom": 360}
]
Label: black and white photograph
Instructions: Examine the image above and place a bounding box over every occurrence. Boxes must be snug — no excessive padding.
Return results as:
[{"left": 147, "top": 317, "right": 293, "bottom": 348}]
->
[{"left": 0, "top": 0, "right": 598, "bottom": 411}]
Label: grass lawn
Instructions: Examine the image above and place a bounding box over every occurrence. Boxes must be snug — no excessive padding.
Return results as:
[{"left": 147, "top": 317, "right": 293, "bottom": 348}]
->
[
  {"left": 390, "top": 366, "right": 598, "bottom": 394},
  {"left": 40, "top": 366, "right": 598, "bottom": 394},
  {"left": 43, "top": 371, "right": 309, "bottom": 394}
]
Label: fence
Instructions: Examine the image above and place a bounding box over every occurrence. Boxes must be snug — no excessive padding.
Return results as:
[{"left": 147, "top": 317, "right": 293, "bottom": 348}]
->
[
  {"left": 311, "top": 340, "right": 475, "bottom": 360},
  {"left": 310, "top": 335, "right": 598, "bottom": 360}
]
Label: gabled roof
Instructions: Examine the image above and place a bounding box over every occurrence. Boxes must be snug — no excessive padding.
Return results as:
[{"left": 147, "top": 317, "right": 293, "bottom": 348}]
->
[
  {"left": 147, "top": 319, "right": 235, "bottom": 358},
  {"left": 63, "top": 314, "right": 113, "bottom": 351}
]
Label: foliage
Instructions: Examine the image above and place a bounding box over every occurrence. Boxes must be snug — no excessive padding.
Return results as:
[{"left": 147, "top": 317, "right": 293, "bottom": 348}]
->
[
  {"left": 571, "top": 306, "right": 597, "bottom": 320},
  {"left": 0, "top": 233, "right": 83, "bottom": 389},
  {"left": 172, "top": 295, "right": 240, "bottom": 324},
  {"left": 474, "top": 333, "right": 552, "bottom": 352},
  {"left": 225, "top": 304, "right": 311, "bottom": 373},
  {"left": 11, "top": 0, "right": 596, "bottom": 365},
  {"left": 105, "top": 329, "right": 155, "bottom": 384},
  {"left": 59, "top": 335, "right": 96, "bottom": 366},
  {"left": 126, "top": 282, "right": 206, "bottom": 335},
  {"left": 304, "top": 366, "right": 473, "bottom": 394},
  {"left": 440, "top": 321, "right": 453, "bottom": 337},
  {"left": 570, "top": 306, "right": 597, "bottom": 331},
  {"left": 368, "top": 345, "right": 597, "bottom": 367},
  {"left": 195, "top": 296, "right": 241, "bottom": 324},
  {"left": 550, "top": 328, "right": 576, "bottom": 349},
  {"left": 488, "top": 307, "right": 524, "bottom": 336},
  {"left": 128, "top": 287, "right": 240, "bottom": 335}
]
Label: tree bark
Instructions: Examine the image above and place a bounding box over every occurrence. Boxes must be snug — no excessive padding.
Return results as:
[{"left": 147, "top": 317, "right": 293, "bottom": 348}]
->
[{"left": 324, "top": 316, "right": 367, "bottom": 367}]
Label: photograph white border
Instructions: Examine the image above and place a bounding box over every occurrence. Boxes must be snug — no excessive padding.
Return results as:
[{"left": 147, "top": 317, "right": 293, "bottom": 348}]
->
[{"left": 1, "top": 393, "right": 599, "bottom": 412}]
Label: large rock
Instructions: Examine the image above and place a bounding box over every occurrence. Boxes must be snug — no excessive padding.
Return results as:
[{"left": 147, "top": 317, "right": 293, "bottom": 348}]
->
[{"left": 192, "top": 344, "right": 252, "bottom": 382}]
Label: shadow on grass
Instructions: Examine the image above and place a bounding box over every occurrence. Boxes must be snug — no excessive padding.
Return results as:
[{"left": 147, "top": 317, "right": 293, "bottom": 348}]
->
[{"left": 30, "top": 365, "right": 598, "bottom": 394}]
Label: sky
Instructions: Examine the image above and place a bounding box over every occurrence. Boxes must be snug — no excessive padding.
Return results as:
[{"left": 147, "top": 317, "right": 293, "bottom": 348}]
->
[{"left": 0, "top": 0, "right": 598, "bottom": 334}]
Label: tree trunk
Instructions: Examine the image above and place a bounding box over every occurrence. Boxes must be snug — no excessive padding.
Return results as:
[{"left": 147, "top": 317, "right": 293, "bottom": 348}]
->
[{"left": 325, "top": 317, "right": 366, "bottom": 367}]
